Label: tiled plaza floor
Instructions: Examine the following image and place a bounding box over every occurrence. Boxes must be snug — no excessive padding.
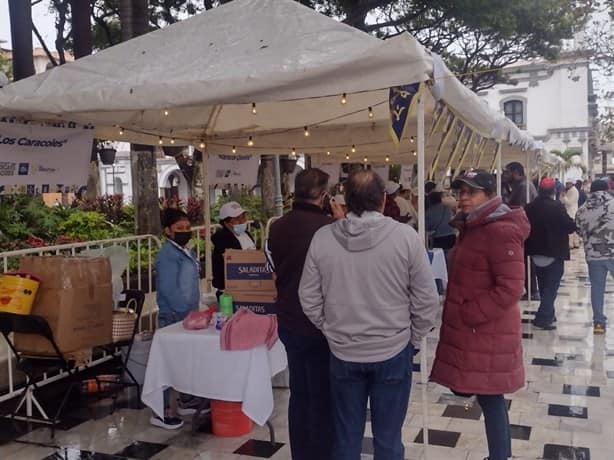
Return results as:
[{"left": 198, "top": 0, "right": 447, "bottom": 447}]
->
[{"left": 1, "top": 250, "right": 613, "bottom": 460}]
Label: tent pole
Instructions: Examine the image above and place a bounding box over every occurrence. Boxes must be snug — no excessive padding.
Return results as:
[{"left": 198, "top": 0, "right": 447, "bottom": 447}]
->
[
  {"left": 417, "top": 94, "right": 429, "bottom": 458},
  {"left": 496, "top": 144, "right": 502, "bottom": 197},
  {"left": 202, "top": 150, "right": 213, "bottom": 293},
  {"left": 526, "top": 149, "right": 532, "bottom": 306},
  {"left": 273, "top": 155, "right": 283, "bottom": 217}
]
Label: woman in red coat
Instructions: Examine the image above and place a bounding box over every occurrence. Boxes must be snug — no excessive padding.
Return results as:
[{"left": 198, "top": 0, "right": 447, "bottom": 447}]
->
[{"left": 430, "top": 170, "right": 529, "bottom": 460}]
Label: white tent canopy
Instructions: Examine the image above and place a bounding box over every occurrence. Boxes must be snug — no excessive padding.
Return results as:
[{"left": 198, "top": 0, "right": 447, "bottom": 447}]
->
[{"left": 0, "top": 0, "right": 538, "bottom": 165}]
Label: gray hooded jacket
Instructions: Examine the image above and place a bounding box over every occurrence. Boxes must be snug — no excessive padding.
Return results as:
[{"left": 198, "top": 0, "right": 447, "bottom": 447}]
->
[
  {"left": 576, "top": 191, "right": 614, "bottom": 261},
  {"left": 299, "top": 211, "right": 440, "bottom": 363}
]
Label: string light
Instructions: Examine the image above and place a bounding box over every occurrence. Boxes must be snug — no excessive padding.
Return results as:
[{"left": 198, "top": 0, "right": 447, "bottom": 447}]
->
[
  {"left": 118, "top": 127, "right": 124, "bottom": 135},
  {"left": 385, "top": 155, "right": 390, "bottom": 163},
  {"left": 412, "top": 150, "right": 417, "bottom": 156},
  {"left": 158, "top": 136, "right": 163, "bottom": 145},
  {"left": 170, "top": 137, "right": 175, "bottom": 144},
  {"left": 345, "top": 153, "right": 350, "bottom": 160},
  {"left": 163, "top": 109, "right": 169, "bottom": 116},
  {"left": 291, "top": 147, "right": 297, "bottom": 157},
  {"left": 251, "top": 102, "right": 257, "bottom": 115},
  {"left": 410, "top": 136, "right": 415, "bottom": 143},
  {"left": 363, "top": 156, "right": 368, "bottom": 163},
  {"left": 351, "top": 144, "right": 356, "bottom": 153},
  {"left": 232, "top": 146, "right": 237, "bottom": 153},
  {"left": 340, "top": 93, "right": 347, "bottom": 105},
  {"left": 368, "top": 107, "right": 374, "bottom": 119},
  {"left": 326, "top": 151, "right": 331, "bottom": 156},
  {"left": 304, "top": 126, "right": 310, "bottom": 137},
  {"left": 247, "top": 136, "right": 254, "bottom": 146},
  {"left": 199, "top": 140, "right": 206, "bottom": 149}
]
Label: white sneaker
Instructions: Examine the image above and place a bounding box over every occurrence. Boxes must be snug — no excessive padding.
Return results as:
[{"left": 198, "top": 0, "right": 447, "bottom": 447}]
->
[{"left": 149, "top": 416, "right": 184, "bottom": 430}]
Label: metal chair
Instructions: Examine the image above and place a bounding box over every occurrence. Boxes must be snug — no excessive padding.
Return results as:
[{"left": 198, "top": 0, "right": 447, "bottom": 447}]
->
[{"left": 0, "top": 311, "right": 79, "bottom": 438}]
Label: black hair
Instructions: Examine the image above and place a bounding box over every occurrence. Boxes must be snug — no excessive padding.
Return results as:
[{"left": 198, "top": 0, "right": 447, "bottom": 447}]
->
[
  {"left": 505, "top": 162, "right": 525, "bottom": 177},
  {"left": 425, "top": 181, "right": 437, "bottom": 195},
  {"left": 590, "top": 180, "right": 609, "bottom": 193},
  {"left": 294, "top": 168, "right": 330, "bottom": 201},
  {"left": 163, "top": 208, "right": 189, "bottom": 228},
  {"left": 428, "top": 191, "right": 443, "bottom": 206},
  {"left": 346, "top": 169, "right": 386, "bottom": 216}
]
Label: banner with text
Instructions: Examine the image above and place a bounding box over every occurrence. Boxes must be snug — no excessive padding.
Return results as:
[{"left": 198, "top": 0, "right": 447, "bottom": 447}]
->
[
  {"left": 0, "top": 122, "right": 93, "bottom": 195},
  {"left": 207, "top": 153, "right": 259, "bottom": 186}
]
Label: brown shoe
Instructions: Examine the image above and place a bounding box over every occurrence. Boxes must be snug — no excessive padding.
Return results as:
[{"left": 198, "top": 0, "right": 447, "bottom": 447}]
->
[{"left": 594, "top": 324, "right": 606, "bottom": 335}]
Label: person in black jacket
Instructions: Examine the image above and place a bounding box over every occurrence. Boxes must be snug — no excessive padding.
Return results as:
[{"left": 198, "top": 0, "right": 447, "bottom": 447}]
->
[
  {"left": 211, "top": 201, "right": 256, "bottom": 298},
  {"left": 525, "top": 177, "right": 577, "bottom": 330},
  {"left": 266, "top": 168, "right": 343, "bottom": 460}
]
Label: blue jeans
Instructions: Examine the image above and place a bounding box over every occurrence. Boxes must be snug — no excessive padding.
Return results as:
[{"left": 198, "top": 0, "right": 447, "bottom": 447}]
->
[
  {"left": 279, "top": 329, "right": 332, "bottom": 460},
  {"left": 330, "top": 343, "right": 413, "bottom": 460},
  {"left": 534, "top": 259, "right": 565, "bottom": 325},
  {"left": 588, "top": 260, "right": 614, "bottom": 326},
  {"left": 477, "top": 394, "right": 511, "bottom": 460}
]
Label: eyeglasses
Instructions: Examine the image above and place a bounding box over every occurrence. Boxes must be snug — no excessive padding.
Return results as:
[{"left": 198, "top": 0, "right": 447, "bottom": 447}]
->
[{"left": 458, "top": 188, "right": 485, "bottom": 197}]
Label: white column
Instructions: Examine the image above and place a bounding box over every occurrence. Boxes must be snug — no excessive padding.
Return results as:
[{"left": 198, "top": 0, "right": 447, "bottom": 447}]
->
[{"left": 417, "top": 96, "right": 426, "bottom": 246}]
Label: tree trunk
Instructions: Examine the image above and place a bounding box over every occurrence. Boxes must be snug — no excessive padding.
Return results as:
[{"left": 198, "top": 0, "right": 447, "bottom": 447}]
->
[
  {"left": 259, "top": 155, "right": 275, "bottom": 218},
  {"left": 120, "top": 0, "right": 160, "bottom": 235},
  {"left": 131, "top": 144, "right": 161, "bottom": 235},
  {"left": 70, "top": 0, "right": 93, "bottom": 59},
  {"left": 8, "top": 0, "right": 35, "bottom": 80},
  {"left": 85, "top": 142, "right": 100, "bottom": 200}
]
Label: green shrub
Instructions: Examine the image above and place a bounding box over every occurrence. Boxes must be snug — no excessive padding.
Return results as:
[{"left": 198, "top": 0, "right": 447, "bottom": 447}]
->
[{"left": 59, "top": 211, "right": 114, "bottom": 241}]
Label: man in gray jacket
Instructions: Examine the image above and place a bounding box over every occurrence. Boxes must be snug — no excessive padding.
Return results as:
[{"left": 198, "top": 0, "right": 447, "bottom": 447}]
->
[{"left": 299, "top": 169, "right": 439, "bottom": 460}]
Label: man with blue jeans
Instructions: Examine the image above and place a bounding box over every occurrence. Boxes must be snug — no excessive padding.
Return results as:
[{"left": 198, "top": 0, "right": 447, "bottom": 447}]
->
[
  {"left": 525, "top": 178, "right": 576, "bottom": 330},
  {"left": 576, "top": 179, "right": 614, "bottom": 334},
  {"left": 300, "top": 170, "right": 439, "bottom": 459}
]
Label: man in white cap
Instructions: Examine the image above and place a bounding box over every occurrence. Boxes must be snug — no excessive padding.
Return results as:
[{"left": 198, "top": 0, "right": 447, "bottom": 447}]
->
[
  {"left": 383, "top": 180, "right": 402, "bottom": 221},
  {"left": 561, "top": 179, "right": 580, "bottom": 249},
  {"left": 211, "top": 201, "right": 256, "bottom": 299}
]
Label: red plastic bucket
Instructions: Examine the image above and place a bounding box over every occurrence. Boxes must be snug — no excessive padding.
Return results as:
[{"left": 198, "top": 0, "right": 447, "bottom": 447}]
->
[{"left": 211, "top": 400, "right": 253, "bottom": 437}]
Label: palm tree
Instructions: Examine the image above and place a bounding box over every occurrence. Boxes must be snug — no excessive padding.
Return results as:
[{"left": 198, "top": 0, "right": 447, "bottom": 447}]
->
[{"left": 550, "top": 149, "right": 587, "bottom": 177}]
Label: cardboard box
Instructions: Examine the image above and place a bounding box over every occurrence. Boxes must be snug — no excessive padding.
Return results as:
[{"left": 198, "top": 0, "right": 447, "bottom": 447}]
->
[
  {"left": 224, "top": 249, "right": 276, "bottom": 292},
  {"left": 15, "top": 256, "right": 113, "bottom": 355},
  {"left": 227, "top": 290, "right": 277, "bottom": 315}
]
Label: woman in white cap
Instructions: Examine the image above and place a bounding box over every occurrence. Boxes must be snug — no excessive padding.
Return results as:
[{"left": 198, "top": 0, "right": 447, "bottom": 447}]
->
[{"left": 212, "top": 201, "right": 256, "bottom": 299}]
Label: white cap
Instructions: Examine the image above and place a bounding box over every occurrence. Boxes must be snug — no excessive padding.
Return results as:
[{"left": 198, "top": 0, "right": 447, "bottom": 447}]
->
[
  {"left": 385, "top": 181, "right": 400, "bottom": 195},
  {"left": 219, "top": 201, "right": 246, "bottom": 220},
  {"left": 333, "top": 194, "right": 346, "bottom": 205},
  {"left": 565, "top": 178, "right": 576, "bottom": 184}
]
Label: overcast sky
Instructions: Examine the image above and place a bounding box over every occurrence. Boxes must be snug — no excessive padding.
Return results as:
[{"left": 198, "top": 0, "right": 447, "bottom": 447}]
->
[{"left": 0, "top": 0, "right": 56, "bottom": 49}]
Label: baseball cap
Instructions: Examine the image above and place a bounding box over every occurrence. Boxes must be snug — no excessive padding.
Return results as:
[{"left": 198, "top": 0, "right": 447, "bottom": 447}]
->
[
  {"left": 385, "top": 181, "right": 401, "bottom": 195},
  {"left": 539, "top": 177, "right": 556, "bottom": 191},
  {"left": 451, "top": 169, "right": 496, "bottom": 193},
  {"left": 219, "top": 201, "right": 246, "bottom": 220}
]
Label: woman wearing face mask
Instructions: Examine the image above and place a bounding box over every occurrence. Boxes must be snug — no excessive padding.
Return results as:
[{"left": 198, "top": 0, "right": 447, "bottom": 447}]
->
[
  {"left": 152, "top": 208, "right": 201, "bottom": 430},
  {"left": 212, "top": 201, "right": 256, "bottom": 299}
]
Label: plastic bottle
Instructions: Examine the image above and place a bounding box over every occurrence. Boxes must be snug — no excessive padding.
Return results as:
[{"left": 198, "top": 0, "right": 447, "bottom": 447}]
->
[{"left": 218, "top": 293, "right": 234, "bottom": 317}]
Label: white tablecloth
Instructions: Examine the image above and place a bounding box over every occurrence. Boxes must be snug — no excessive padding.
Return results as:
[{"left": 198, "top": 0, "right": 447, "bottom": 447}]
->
[
  {"left": 428, "top": 248, "right": 448, "bottom": 285},
  {"left": 141, "top": 322, "right": 287, "bottom": 426}
]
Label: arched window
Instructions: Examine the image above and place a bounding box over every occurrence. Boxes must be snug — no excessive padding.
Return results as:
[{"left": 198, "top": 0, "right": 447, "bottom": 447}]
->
[{"left": 503, "top": 99, "right": 525, "bottom": 129}]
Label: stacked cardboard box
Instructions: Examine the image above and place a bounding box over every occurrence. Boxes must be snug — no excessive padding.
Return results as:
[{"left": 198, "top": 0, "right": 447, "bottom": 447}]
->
[{"left": 223, "top": 249, "right": 276, "bottom": 315}]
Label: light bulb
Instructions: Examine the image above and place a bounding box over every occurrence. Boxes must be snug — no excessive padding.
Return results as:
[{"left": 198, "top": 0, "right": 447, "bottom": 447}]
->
[
  {"left": 345, "top": 154, "right": 350, "bottom": 160},
  {"left": 158, "top": 137, "right": 163, "bottom": 145},
  {"left": 232, "top": 146, "right": 236, "bottom": 153},
  {"left": 341, "top": 93, "right": 347, "bottom": 105},
  {"left": 251, "top": 102, "right": 257, "bottom": 115},
  {"left": 385, "top": 155, "right": 390, "bottom": 162},
  {"left": 326, "top": 151, "right": 331, "bottom": 156},
  {"left": 304, "top": 126, "right": 310, "bottom": 137},
  {"left": 410, "top": 136, "right": 415, "bottom": 143},
  {"left": 291, "top": 147, "right": 296, "bottom": 157},
  {"left": 412, "top": 150, "right": 417, "bottom": 156},
  {"left": 351, "top": 144, "right": 356, "bottom": 153},
  {"left": 247, "top": 136, "right": 254, "bottom": 147},
  {"left": 199, "top": 140, "right": 206, "bottom": 149},
  {"left": 170, "top": 137, "right": 175, "bottom": 144},
  {"left": 368, "top": 107, "right": 374, "bottom": 118},
  {"left": 363, "top": 156, "right": 368, "bottom": 163},
  {"left": 163, "top": 109, "right": 169, "bottom": 116},
  {"left": 118, "top": 127, "right": 124, "bottom": 135}
]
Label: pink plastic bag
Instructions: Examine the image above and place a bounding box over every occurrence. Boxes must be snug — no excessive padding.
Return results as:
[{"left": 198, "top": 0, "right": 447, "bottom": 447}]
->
[{"left": 182, "top": 305, "right": 216, "bottom": 330}]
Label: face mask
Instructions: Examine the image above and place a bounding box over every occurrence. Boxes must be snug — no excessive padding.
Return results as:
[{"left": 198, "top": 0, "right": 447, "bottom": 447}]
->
[
  {"left": 233, "top": 223, "right": 247, "bottom": 235},
  {"left": 172, "top": 231, "right": 192, "bottom": 247}
]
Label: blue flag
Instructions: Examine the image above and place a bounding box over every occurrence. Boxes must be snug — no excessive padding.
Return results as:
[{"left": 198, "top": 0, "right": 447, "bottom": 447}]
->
[{"left": 389, "top": 82, "right": 422, "bottom": 145}]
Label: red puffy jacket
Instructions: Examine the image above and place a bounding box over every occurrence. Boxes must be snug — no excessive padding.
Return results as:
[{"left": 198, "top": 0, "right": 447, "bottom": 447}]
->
[{"left": 430, "top": 197, "right": 530, "bottom": 395}]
